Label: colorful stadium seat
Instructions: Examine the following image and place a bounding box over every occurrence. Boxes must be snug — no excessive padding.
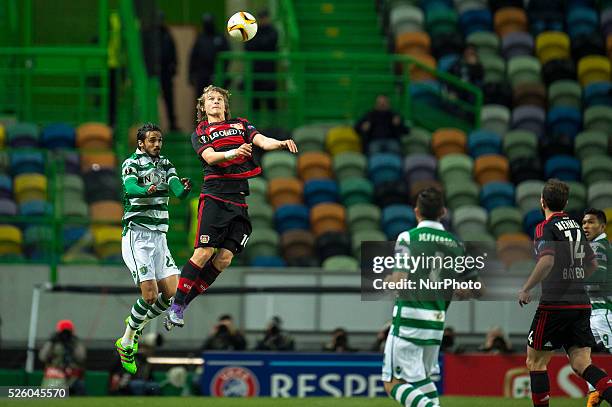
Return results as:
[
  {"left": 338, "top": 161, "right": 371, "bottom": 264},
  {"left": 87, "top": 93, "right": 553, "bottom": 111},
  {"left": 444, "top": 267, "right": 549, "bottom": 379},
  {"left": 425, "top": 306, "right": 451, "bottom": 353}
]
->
[
  {"left": 578, "top": 55, "right": 611, "bottom": 86},
  {"left": 381, "top": 204, "right": 416, "bottom": 239},
  {"left": 91, "top": 225, "right": 122, "bottom": 259},
  {"left": 249, "top": 202, "right": 274, "bottom": 229},
  {"left": 316, "top": 231, "right": 352, "bottom": 262},
  {"left": 431, "top": 128, "right": 467, "bottom": 158},
  {"left": 89, "top": 200, "right": 124, "bottom": 223},
  {"left": 351, "top": 229, "right": 387, "bottom": 259},
  {"left": 76, "top": 122, "right": 113, "bottom": 149},
  {"left": 292, "top": 125, "right": 327, "bottom": 152},
  {"left": 267, "top": 178, "right": 304, "bottom": 208},
  {"left": 547, "top": 106, "right": 582, "bottom": 139},
  {"left": 274, "top": 204, "right": 310, "bottom": 234},
  {"left": 395, "top": 31, "right": 431, "bottom": 55},
  {"left": 503, "top": 130, "right": 538, "bottom": 161},
  {"left": 281, "top": 229, "right": 315, "bottom": 264},
  {"left": 489, "top": 206, "right": 523, "bottom": 237},
  {"left": 548, "top": 80, "right": 582, "bottom": 109},
  {"left": 368, "top": 153, "right": 402, "bottom": 185},
  {"left": 516, "top": 180, "right": 545, "bottom": 213},
  {"left": 587, "top": 181, "right": 612, "bottom": 209},
  {"left": 19, "top": 200, "right": 51, "bottom": 216},
  {"left": 326, "top": 127, "right": 361, "bottom": 156},
  {"left": 333, "top": 152, "right": 367, "bottom": 180},
  {"left": 513, "top": 82, "right": 547, "bottom": 108},
  {"left": 507, "top": 56, "right": 542, "bottom": 86},
  {"left": 24, "top": 225, "right": 53, "bottom": 260},
  {"left": 468, "top": 130, "right": 502, "bottom": 157},
  {"left": 41, "top": 123, "right": 75, "bottom": 149},
  {"left": 390, "top": 4, "right": 424, "bottom": 34},
  {"left": 474, "top": 154, "right": 510, "bottom": 184},
  {"left": 583, "top": 82, "right": 612, "bottom": 107},
  {"left": 452, "top": 205, "right": 488, "bottom": 236},
  {"left": 575, "top": 130, "right": 608, "bottom": 160},
  {"left": 502, "top": 31, "right": 535, "bottom": 59},
  {"left": 0, "top": 123, "right": 5, "bottom": 148},
  {"left": 14, "top": 173, "right": 47, "bottom": 204},
  {"left": 297, "top": 152, "right": 333, "bottom": 181},
  {"left": 408, "top": 54, "right": 438, "bottom": 81},
  {"left": 460, "top": 9, "right": 493, "bottom": 35},
  {"left": 7, "top": 122, "right": 38, "bottom": 148},
  {"left": 566, "top": 181, "right": 587, "bottom": 212},
  {"left": 401, "top": 127, "right": 431, "bottom": 155},
  {"left": 438, "top": 153, "right": 473, "bottom": 184},
  {"left": 535, "top": 31, "right": 570, "bottom": 64},
  {"left": 80, "top": 151, "right": 117, "bottom": 173},
  {"left": 310, "top": 202, "right": 346, "bottom": 237},
  {"left": 250, "top": 256, "right": 286, "bottom": 268},
  {"left": 567, "top": 6, "right": 598, "bottom": 38},
  {"left": 544, "top": 155, "right": 581, "bottom": 181},
  {"left": 480, "top": 181, "right": 515, "bottom": 211},
  {"left": 403, "top": 153, "right": 437, "bottom": 184},
  {"left": 304, "top": 179, "right": 339, "bottom": 207},
  {"left": 246, "top": 228, "right": 279, "bottom": 259},
  {"left": 0, "top": 174, "right": 11, "bottom": 199},
  {"left": 0, "top": 198, "right": 17, "bottom": 216},
  {"left": 262, "top": 151, "right": 297, "bottom": 180},
  {"left": 339, "top": 177, "right": 373, "bottom": 206},
  {"left": 62, "top": 199, "right": 88, "bottom": 218},
  {"left": 583, "top": 105, "right": 612, "bottom": 133},
  {"left": 467, "top": 31, "right": 500, "bottom": 55},
  {"left": 497, "top": 232, "right": 532, "bottom": 266},
  {"left": 426, "top": 7, "right": 459, "bottom": 37},
  {"left": 494, "top": 7, "right": 528, "bottom": 37},
  {"left": 10, "top": 152, "right": 44, "bottom": 176},
  {"left": 511, "top": 105, "right": 546, "bottom": 137},
  {"left": 0, "top": 225, "right": 23, "bottom": 257},
  {"left": 347, "top": 203, "right": 382, "bottom": 232},
  {"left": 480, "top": 104, "right": 511, "bottom": 135},
  {"left": 322, "top": 255, "right": 359, "bottom": 271},
  {"left": 445, "top": 180, "right": 480, "bottom": 210},
  {"left": 248, "top": 177, "right": 268, "bottom": 204}
]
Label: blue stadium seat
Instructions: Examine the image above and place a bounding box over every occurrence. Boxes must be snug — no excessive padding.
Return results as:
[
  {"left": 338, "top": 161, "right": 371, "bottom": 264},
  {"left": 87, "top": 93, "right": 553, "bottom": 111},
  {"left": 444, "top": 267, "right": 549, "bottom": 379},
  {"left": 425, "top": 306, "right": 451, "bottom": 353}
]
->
[
  {"left": 480, "top": 182, "right": 515, "bottom": 211},
  {"left": 409, "top": 81, "right": 443, "bottom": 108},
  {"left": 567, "top": 6, "right": 598, "bottom": 38},
  {"left": 381, "top": 204, "right": 416, "bottom": 240},
  {"left": 19, "top": 200, "right": 51, "bottom": 216},
  {"left": 547, "top": 107, "right": 582, "bottom": 139},
  {"left": 459, "top": 9, "right": 493, "bottom": 36},
  {"left": 368, "top": 153, "right": 402, "bottom": 185},
  {"left": 250, "top": 256, "right": 287, "bottom": 267},
  {"left": 438, "top": 55, "right": 459, "bottom": 72},
  {"left": 523, "top": 208, "right": 545, "bottom": 238},
  {"left": 41, "top": 123, "right": 76, "bottom": 149},
  {"left": 10, "top": 152, "right": 44, "bottom": 176},
  {"left": 367, "top": 139, "right": 402, "bottom": 155},
  {"left": 303, "top": 179, "right": 338, "bottom": 207},
  {"left": 468, "top": 130, "right": 502, "bottom": 158},
  {"left": 545, "top": 155, "right": 581, "bottom": 181},
  {"left": 274, "top": 204, "right": 310, "bottom": 234},
  {"left": 62, "top": 151, "right": 81, "bottom": 174},
  {"left": 63, "top": 226, "right": 88, "bottom": 249},
  {"left": 0, "top": 174, "right": 11, "bottom": 199},
  {"left": 583, "top": 82, "right": 612, "bottom": 107}
]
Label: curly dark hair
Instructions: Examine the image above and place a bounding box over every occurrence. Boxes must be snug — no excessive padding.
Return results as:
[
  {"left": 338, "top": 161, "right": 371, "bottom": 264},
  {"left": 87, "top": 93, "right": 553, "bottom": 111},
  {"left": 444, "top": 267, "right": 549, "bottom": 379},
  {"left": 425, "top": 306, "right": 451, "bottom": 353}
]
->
[{"left": 136, "top": 122, "right": 162, "bottom": 143}]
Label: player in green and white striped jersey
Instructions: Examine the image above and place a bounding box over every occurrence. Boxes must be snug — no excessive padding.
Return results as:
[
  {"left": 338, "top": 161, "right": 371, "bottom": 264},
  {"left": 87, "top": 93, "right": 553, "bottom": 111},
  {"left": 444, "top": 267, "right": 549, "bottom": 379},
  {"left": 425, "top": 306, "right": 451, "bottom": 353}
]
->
[
  {"left": 582, "top": 208, "right": 612, "bottom": 406},
  {"left": 115, "top": 123, "right": 192, "bottom": 375},
  {"left": 382, "top": 187, "right": 475, "bottom": 407}
]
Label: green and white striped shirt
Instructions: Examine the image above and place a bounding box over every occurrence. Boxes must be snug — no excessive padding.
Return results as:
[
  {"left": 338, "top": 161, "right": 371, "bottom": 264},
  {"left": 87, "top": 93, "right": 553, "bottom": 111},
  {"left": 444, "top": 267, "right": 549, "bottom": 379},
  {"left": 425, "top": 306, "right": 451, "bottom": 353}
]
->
[
  {"left": 390, "top": 220, "right": 465, "bottom": 345},
  {"left": 121, "top": 149, "right": 178, "bottom": 233},
  {"left": 588, "top": 233, "right": 612, "bottom": 310}
]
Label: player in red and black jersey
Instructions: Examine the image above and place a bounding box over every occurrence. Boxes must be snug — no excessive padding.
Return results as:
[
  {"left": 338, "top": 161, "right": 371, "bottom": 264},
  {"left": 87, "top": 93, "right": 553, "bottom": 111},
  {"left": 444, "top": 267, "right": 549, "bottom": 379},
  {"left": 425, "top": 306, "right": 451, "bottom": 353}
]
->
[
  {"left": 519, "top": 179, "right": 612, "bottom": 407},
  {"left": 165, "top": 85, "right": 297, "bottom": 328}
]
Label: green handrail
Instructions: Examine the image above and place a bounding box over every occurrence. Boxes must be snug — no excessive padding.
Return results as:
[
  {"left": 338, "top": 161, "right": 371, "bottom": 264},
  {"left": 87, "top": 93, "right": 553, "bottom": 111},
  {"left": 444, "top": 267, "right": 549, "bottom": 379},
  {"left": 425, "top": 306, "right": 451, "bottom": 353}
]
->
[
  {"left": 214, "top": 51, "right": 483, "bottom": 132},
  {"left": 277, "top": 0, "right": 299, "bottom": 51}
]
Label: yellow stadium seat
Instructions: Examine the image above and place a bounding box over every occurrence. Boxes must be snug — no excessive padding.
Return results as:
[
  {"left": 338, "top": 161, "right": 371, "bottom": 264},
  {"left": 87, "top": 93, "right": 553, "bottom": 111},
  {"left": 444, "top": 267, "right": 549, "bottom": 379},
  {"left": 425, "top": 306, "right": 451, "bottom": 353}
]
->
[
  {"left": 535, "top": 31, "right": 570, "bottom": 65},
  {"left": 605, "top": 208, "right": 612, "bottom": 238},
  {"left": 578, "top": 55, "right": 611, "bottom": 87},
  {"left": 326, "top": 127, "right": 361, "bottom": 156},
  {"left": 0, "top": 225, "right": 23, "bottom": 256},
  {"left": 92, "top": 225, "right": 122, "bottom": 259},
  {"left": 0, "top": 124, "right": 5, "bottom": 148},
  {"left": 14, "top": 173, "right": 47, "bottom": 204},
  {"left": 76, "top": 122, "right": 113, "bottom": 149},
  {"left": 90, "top": 200, "right": 123, "bottom": 223}
]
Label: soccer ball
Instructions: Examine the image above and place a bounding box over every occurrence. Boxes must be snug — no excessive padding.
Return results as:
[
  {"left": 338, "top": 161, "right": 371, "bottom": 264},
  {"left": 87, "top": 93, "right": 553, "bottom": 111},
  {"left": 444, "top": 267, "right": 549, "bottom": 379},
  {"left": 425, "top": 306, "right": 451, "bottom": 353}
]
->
[{"left": 227, "top": 11, "right": 258, "bottom": 42}]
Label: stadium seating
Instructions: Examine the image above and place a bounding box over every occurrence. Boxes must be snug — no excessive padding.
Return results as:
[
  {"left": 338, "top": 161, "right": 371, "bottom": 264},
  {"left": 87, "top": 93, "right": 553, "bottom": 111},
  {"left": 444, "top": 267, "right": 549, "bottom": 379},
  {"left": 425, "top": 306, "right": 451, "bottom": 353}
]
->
[
  {"left": 503, "top": 130, "right": 537, "bottom": 161},
  {"left": 480, "top": 104, "right": 510, "bottom": 134},
  {"left": 316, "top": 231, "right": 352, "bottom": 262},
  {"left": 497, "top": 232, "right": 532, "bottom": 266},
  {"left": 292, "top": 125, "right": 327, "bottom": 152},
  {"left": 502, "top": 31, "right": 534, "bottom": 59},
  {"left": 584, "top": 105, "right": 612, "bottom": 133},
  {"left": 544, "top": 155, "right": 581, "bottom": 181},
  {"left": 582, "top": 156, "right": 612, "bottom": 185},
  {"left": 548, "top": 80, "right": 582, "bottom": 109},
  {"left": 404, "top": 154, "right": 437, "bottom": 183},
  {"left": 310, "top": 203, "right": 346, "bottom": 237},
  {"left": 516, "top": 180, "right": 545, "bottom": 213},
  {"left": 468, "top": 130, "right": 502, "bottom": 157},
  {"left": 280, "top": 229, "right": 315, "bottom": 264},
  {"left": 351, "top": 229, "right": 387, "bottom": 259},
  {"left": 76, "top": 122, "right": 113, "bottom": 149},
  {"left": 304, "top": 179, "right": 339, "bottom": 207},
  {"left": 14, "top": 173, "right": 47, "bottom": 204},
  {"left": 578, "top": 55, "right": 611, "bottom": 86},
  {"left": 268, "top": 178, "right": 304, "bottom": 208},
  {"left": 89, "top": 200, "right": 123, "bottom": 223},
  {"left": 381, "top": 204, "right": 416, "bottom": 239},
  {"left": 566, "top": 181, "right": 587, "bottom": 212},
  {"left": 297, "top": 152, "right": 333, "bottom": 181},
  {"left": 432, "top": 128, "right": 467, "bottom": 158},
  {"left": 587, "top": 181, "right": 612, "bottom": 209},
  {"left": 401, "top": 127, "right": 431, "bottom": 155},
  {"left": 445, "top": 180, "right": 480, "bottom": 210},
  {"left": 325, "top": 126, "right": 361, "bottom": 156},
  {"left": 262, "top": 151, "right": 297, "bottom": 180},
  {"left": 91, "top": 225, "right": 122, "bottom": 260},
  {"left": 368, "top": 153, "right": 402, "bottom": 185},
  {"left": 438, "top": 153, "right": 473, "bottom": 184},
  {"left": 0, "top": 225, "right": 23, "bottom": 258},
  {"left": 248, "top": 178, "right": 268, "bottom": 204},
  {"left": 332, "top": 152, "right": 367, "bottom": 180},
  {"left": 249, "top": 202, "right": 274, "bottom": 229},
  {"left": 489, "top": 206, "right": 523, "bottom": 237},
  {"left": 246, "top": 228, "right": 280, "bottom": 259},
  {"left": 473, "top": 154, "right": 509, "bottom": 184},
  {"left": 347, "top": 203, "right": 381, "bottom": 232},
  {"left": 7, "top": 122, "right": 38, "bottom": 148},
  {"left": 322, "top": 255, "right": 359, "bottom": 271},
  {"left": 513, "top": 82, "right": 547, "bottom": 108},
  {"left": 575, "top": 131, "right": 608, "bottom": 160},
  {"left": 452, "top": 205, "right": 488, "bottom": 236},
  {"left": 480, "top": 181, "right": 515, "bottom": 211},
  {"left": 41, "top": 123, "right": 75, "bottom": 149},
  {"left": 535, "top": 31, "right": 570, "bottom": 64},
  {"left": 10, "top": 152, "right": 44, "bottom": 176},
  {"left": 339, "top": 177, "right": 373, "bottom": 206}
]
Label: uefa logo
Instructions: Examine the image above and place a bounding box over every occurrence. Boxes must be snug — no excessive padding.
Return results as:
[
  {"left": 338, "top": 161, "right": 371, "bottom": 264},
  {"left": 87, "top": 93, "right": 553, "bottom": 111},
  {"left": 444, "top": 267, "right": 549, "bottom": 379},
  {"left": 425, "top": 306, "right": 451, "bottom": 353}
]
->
[{"left": 210, "top": 366, "right": 259, "bottom": 397}]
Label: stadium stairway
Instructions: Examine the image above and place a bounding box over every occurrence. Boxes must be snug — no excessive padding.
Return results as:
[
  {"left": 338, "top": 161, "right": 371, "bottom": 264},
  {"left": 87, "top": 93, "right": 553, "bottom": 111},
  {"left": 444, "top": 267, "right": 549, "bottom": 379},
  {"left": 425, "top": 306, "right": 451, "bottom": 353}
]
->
[{"left": 294, "top": 0, "right": 395, "bottom": 121}]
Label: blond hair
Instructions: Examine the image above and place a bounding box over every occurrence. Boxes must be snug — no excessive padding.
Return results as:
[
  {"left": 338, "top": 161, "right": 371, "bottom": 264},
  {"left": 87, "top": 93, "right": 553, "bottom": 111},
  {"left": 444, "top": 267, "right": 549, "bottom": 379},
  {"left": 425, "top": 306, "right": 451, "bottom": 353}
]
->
[{"left": 196, "top": 85, "right": 231, "bottom": 123}]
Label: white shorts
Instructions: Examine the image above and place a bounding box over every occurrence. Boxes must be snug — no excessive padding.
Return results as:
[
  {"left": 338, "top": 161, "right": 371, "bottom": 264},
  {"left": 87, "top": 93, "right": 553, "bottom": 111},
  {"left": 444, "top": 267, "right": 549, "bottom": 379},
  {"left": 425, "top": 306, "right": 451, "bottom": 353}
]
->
[
  {"left": 591, "top": 309, "right": 612, "bottom": 352},
  {"left": 121, "top": 226, "right": 180, "bottom": 285},
  {"left": 382, "top": 332, "right": 440, "bottom": 383}
]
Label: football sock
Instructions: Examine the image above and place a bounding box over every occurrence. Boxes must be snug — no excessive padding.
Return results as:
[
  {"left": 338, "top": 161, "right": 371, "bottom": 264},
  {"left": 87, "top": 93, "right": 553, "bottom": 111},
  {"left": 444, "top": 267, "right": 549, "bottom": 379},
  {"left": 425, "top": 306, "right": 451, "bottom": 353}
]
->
[
  {"left": 144, "top": 293, "right": 171, "bottom": 322},
  {"left": 529, "top": 371, "right": 550, "bottom": 407},
  {"left": 174, "top": 260, "right": 202, "bottom": 306},
  {"left": 390, "top": 382, "right": 435, "bottom": 407},
  {"left": 582, "top": 365, "right": 612, "bottom": 402},
  {"left": 122, "top": 297, "right": 152, "bottom": 348},
  {"left": 185, "top": 259, "right": 222, "bottom": 306},
  {"left": 412, "top": 378, "right": 439, "bottom": 406}
]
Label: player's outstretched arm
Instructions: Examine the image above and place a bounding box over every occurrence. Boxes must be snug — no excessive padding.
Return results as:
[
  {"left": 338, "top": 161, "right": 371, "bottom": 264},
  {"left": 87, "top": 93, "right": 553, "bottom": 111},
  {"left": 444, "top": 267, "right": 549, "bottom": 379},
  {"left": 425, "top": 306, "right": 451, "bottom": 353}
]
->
[
  {"left": 518, "top": 255, "right": 554, "bottom": 306},
  {"left": 201, "top": 145, "right": 253, "bottom": 165},
  {"left": 252, "top": 133, "right": 298, "bottom": 153},
  {"left": 168, "top": 176, "right": 192, "bottom": 199}
]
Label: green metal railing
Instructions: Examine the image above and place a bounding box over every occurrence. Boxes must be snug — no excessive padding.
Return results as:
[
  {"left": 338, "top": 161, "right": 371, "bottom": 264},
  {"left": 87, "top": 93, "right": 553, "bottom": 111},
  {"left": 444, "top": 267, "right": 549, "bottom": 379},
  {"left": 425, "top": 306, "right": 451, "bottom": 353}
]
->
[
  {"left": 277, "top": 0, "right": 299, "bottom": 51},
  {"left": 215, "top": 51, "right": 482, "bottom": 132}
]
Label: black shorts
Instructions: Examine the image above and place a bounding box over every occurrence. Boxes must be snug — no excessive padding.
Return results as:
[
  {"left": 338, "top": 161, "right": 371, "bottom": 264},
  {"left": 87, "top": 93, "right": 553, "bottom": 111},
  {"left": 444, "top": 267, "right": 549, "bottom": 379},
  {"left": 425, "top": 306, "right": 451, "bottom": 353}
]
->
[
  {"left": 527, "top": 308, "right": 596, "bottom": 352},
  {"left": 193, "top": 194, "right": 252, "bottom": 254}
]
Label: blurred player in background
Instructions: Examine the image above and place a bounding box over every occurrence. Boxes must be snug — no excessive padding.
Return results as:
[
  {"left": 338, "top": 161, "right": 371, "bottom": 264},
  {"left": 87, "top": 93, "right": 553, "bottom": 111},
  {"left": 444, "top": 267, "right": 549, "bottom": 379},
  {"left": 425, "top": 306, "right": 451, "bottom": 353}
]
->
[
  {"left": 518, "top": 180, "right": 612, "bottom": 407},
  {"left": 115, "top": 123, "right": 192, "bottom": 374},
  {"left": 382, "top": 187, "right": 477, "bottom": 407},
  {"left": 165, "top": 85, "right": 297, "bottom": 329},
  {"left": 582, "top": 208, "right": 611, "bottom": 407}
]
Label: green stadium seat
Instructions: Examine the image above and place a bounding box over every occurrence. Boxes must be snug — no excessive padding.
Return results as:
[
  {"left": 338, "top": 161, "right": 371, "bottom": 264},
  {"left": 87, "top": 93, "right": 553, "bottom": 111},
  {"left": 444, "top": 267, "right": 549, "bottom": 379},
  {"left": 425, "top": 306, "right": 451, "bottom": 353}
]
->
[
  {"left": 61, "top": 174, "right": 84, "bottom": 197},
  {"left": 445, "top": 180, "right": 480, "bottom": 210},
  {"left": 245, "top": 228, "right": 279, "bottom": 259},
  {"left": 456, "top": 229, "right": 495, "bottom": 243},
  {"left": 248, "top": 177, "right": 268, "bottom": 202},
  {"left": 62, "top": 198, "right": 88, "bottom": 218},
  {"left": 0, "top": 224, "right": 23, "bottom": 257},
  {"left": 401, "top": 127, "right": 431, "bottom": 155},
  {"left": 438, "top": 154, "right": 473, "bottom": 185},
  {"left": 503, "top": 130, "right": 538, "bottom": 161},
  {"left": 481, "top": 54, "right": 506, "bottom": 83},
  {"left": 24, "top": 225, "right": 54, "bottom": 259},
  {"left": 426, "top": 8, "right": 458, "bottom": 37},
  {"left": 262, "top": 151, "right": 297, "bottom": 180},
  {"left": 588, "top": 181, "right": 612, "bottom": 209},
  {"left": 322, "top": 255, "right": 359, "bottom": 271},
  {"left": 584, "top": 106, "right": 612, "bottom": 134},
  {"left": 347, "top": 203, "right": 382, "bottom": 233},
  {"left": 467, "top": 31, "right": 500, "bottom": 55},
  {"left": 547, "top": 80, "right": 582, "bottom": 109},
  {"left": 452, "top": 205, "right": 488, "bottom": 236},
  {"left": 489, "top": 207, "right": 523, "bottom": 237},
  {"left": 333, "top": 152, "right": 367, "bottom": 180},
  {"left": 507, "top": 56, "right": 541, "bottom": 87},
  {"left": 480, "top": 104, "right": 511, "bottom": 135},
  {"left": 0, "top": 151, "right": 8, "bottom": 173},
  {"left": 351, "top": 229, "right": 387, "bottom": 259},
  {"left": 582, "top": 157, "right": 612, "bottom": 186},
  {"left": 339, "top": 177, "right": 373, "bottom": 206},
  {"left": 249, "top": 202, "right": 274, "bottom": 229},
  {"left": 566, "top": 181, "right": 587, "bottom": 212},
  {"left": 292, "top": 125, "right": 327, "bottom": 152},
  {"left": 515, "top": 180, "right": 545, "bottom": 213},
  {"left": 575, "top": 131, "right": 608, "bottom": 160}
]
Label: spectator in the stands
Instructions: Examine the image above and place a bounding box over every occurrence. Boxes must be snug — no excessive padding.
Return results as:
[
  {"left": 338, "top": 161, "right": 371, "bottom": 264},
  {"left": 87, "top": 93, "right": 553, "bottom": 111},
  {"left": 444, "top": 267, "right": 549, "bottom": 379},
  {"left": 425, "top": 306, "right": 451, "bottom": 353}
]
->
[
  {"left": 40, "top": 319, "right": 87, "bottom": 395},
  {"left": 201, "top": 314, "right": 247, "bottom": 351},
  {"left": 189, "top": 13, "right": 229, "bottom": 96},
  {"left": 480, "top": 326, "right": 513, "bottom": 354},
  {"left": 449, "top": 44, "right": 484, "bottom": 89},
  {"left": 370, "top": 321, "right": 391, "bottom": 352},
  {"left": 255, "top": 316, "right": 295, "bottom": 351},
  {"left": 354, "top": 94, "right": 408, "bottom": 150},
  {"left": 323, "top": 327, "right": 356, "bottom": 352}
]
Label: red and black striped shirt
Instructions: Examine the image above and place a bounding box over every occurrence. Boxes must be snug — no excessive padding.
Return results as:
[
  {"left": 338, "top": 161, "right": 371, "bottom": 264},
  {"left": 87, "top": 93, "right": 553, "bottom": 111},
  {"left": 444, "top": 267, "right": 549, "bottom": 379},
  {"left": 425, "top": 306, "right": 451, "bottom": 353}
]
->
[
  {"left": 191, "top": 118, "right": 262, "bottom": 202},
  {"left": 534, "top": 212, "right": 596, "bottom": 309}
]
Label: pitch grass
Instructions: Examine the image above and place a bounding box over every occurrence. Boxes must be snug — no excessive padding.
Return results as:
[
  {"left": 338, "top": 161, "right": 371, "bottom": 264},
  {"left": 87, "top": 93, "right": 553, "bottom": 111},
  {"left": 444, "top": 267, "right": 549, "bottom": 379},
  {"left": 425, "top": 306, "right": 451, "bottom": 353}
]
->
[{"left": 1, "top": 396, "right": 587, "bottom": 407}]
